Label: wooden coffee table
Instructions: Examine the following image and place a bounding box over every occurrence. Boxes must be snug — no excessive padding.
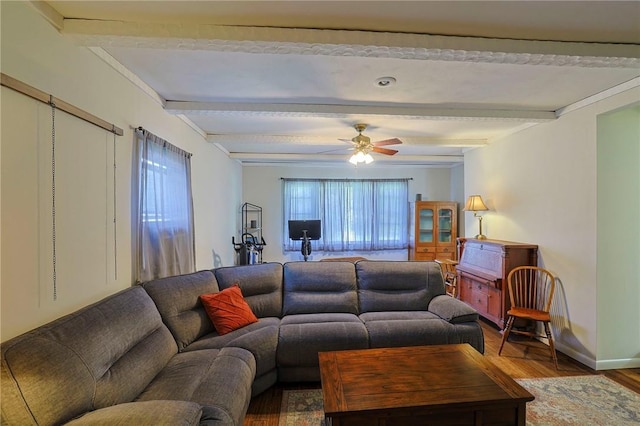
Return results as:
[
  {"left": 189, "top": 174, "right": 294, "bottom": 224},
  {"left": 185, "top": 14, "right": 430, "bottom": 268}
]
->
[{"left": 319, "top": 344, "right": 534, "bottom": 426}]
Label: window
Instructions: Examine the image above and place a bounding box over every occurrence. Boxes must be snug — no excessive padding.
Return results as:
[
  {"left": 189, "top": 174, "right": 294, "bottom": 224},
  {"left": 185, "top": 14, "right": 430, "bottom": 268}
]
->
[
  {"left": 133, "top": 129, "right": 195, "bottom": 282},
  {"left": 282, "top": 179, "right": 409, "bottom": 252}
]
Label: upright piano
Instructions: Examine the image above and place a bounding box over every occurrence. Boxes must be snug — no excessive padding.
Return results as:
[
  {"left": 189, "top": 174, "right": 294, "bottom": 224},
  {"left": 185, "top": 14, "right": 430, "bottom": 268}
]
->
[{"left": 456, "top": 238, "right": 538, "bottom": 329}]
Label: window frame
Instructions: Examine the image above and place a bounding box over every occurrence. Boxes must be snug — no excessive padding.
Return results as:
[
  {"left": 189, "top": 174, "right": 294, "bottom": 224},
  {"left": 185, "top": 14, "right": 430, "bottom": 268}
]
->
[{"left": 282, "top": 178, "right": 409, "bottom": 252}]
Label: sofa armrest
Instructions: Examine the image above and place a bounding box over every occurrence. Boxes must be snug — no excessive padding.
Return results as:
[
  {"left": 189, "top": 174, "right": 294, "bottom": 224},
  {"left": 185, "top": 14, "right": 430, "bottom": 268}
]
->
[
  {"left": 428, "top": 295, "right": 479, "bottom": 324},
  {"left": 65, "top": 401, "right": 202, "bottom": 426}
]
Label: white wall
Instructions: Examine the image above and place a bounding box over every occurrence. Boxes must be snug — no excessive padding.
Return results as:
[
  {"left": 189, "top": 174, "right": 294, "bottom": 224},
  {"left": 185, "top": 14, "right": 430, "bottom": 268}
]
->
[
  {"left": 242, "top": 165, "right": 461, "bottom": 263},
  {"left": 0, "top": 2, "right": 242, "bottom": 341},
  {"left": 596, "top": 104, "right": 640, "bottom": 369},
  {"left": 463, "top": 84, "right": 640, "bottom": 369}
]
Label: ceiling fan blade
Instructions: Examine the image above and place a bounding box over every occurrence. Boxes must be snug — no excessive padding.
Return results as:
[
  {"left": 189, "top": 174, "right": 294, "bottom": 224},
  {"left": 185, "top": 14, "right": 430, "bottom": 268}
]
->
[
  {"left": 374, "top": 138, "right": 402, "bottom": 146},
  {"left": 318, "top": 147, "right": 354, "bottom": 154},
  {"left": 372, "top": 146, "right": 399, "bottom": 156},
  {"left": 338, "top": 138, "right": 354, "bottom": 144}
]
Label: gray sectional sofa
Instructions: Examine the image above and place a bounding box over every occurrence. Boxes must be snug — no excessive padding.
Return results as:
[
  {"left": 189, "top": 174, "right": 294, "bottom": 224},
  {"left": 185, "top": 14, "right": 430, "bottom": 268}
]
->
[{"left": 1, "top": 260, "right": 484, "bottom": 425}]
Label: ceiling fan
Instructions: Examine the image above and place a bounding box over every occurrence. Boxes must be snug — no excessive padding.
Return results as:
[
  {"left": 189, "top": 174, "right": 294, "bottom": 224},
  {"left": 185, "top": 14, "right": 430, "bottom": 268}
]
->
[{"left": 340, "top": 124, "right": 402, "bottom": 164}]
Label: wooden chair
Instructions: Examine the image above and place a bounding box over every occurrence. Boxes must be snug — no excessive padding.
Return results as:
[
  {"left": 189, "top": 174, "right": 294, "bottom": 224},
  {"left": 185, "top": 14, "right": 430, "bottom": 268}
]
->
[
  {"left": 435, "top": 258, "right": 458, "bottom": 298},
  {"left": 498, "top": 266, "right": 558, "bottom": 369}
]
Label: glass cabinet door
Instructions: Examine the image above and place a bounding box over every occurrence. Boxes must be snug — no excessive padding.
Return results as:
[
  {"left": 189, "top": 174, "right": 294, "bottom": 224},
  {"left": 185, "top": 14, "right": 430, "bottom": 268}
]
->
[
  {"left": 418, "top": 207, "right": 434, "bottom": 243},
  {"left": 438, "top": 207, "right": 453, "bottom": 243},
  {"left": 410, "top": 201, "right": 457, "bottom": 261}
]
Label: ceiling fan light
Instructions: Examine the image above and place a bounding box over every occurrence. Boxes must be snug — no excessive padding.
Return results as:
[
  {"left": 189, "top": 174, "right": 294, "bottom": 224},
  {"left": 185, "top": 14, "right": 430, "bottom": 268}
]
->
[
  {"left": 364, "top": 153, "right": 374, "bottom": 164},
  {"left": 355, "top": 151, "right": 365, "bottom": 162},
  {"left": 349, "top": 154, "right": 359, "bottom": 165}
]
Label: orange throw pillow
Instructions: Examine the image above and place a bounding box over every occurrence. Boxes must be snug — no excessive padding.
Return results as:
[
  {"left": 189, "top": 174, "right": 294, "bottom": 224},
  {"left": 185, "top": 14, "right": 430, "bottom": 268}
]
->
[{"left": 200, "top": 285, "right": 258, "bottom": 335}]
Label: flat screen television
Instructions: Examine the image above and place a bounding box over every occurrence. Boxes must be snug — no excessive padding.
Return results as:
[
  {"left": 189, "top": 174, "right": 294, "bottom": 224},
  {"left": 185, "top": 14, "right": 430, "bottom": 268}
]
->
[{"left": 288, "top": 219, "right": 321, "bottom": 240}]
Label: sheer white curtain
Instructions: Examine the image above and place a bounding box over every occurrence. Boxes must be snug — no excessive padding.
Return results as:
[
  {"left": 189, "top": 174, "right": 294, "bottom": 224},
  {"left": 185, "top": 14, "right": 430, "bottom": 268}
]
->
[
  {"left": 283, "top": 179, "right": 409, "bottom": 252},
  {"left": 134, "top": 129, "right": 195, "bottom": 282}
]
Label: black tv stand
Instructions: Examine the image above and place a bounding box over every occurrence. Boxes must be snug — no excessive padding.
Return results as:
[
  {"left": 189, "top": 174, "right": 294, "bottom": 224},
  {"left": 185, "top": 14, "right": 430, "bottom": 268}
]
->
[
  {"left": 301, "top": 230, "right": 312, "bottom": 261},
  {"left": 288, "top": 219, "right": 321, "bottom": 261}
]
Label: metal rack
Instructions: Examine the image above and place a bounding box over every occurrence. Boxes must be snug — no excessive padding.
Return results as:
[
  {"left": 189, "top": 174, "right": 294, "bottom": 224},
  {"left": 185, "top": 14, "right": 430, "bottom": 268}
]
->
[{"left": 232, "top": 202, "right": 266, "bottom": 265}]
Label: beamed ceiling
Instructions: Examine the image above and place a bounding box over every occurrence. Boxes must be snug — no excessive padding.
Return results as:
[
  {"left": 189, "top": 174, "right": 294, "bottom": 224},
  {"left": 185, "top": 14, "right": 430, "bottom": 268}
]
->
[{"left": 39, "top": 1, "right": 640, "bottom": 167}]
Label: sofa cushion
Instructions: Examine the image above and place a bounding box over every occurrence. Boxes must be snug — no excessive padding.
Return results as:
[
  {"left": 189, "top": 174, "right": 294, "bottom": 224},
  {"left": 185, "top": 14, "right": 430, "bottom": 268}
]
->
[
  {"left": 359, "top": 311, "right": 441, "bottom": 322},
  {"left": 185, "top": 319, "right": 279, "bottom": 380},
  {"left": 200, "top": 285, "right": 258, "bottom": 335},
  {"left": 142, "top": 270, "right": 219, "bottom": 350},
  {"left": 136, "top": 347, "right": 255, "bottom": 426},
  {"left": 282, "top": 262, "right": 358, "bottom": 315},
  {"left": 359, "top": 311, "right": 455, "bottom": 348},
  {"left": 0, "top": 287, "right": 177, "bottom": 426},
  {"left": 356, "top": 260, "right": 445, "bottom": 312},
  {"left": 278, "top": 313, "right": 369, "bottom": 370},
  {"left": 66, "top": 400, "right": 202, "bottom": 426},
  {"left": 214, "top": 263, "right": 283, "bottom": 318},
  {"left": 185, "top": 318, "right": 281, "bottom": 352}
]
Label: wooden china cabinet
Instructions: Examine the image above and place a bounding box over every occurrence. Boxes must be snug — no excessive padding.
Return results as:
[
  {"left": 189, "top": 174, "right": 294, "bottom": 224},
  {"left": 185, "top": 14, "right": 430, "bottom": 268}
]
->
[{"left": 408, "top": 201, "right": 457, "bottom": 261}]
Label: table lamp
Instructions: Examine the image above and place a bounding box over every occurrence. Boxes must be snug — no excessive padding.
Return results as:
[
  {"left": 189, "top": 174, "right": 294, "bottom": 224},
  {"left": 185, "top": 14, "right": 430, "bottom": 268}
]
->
[{"left": 463, "top": 195, "right": 489, "bottom": 240}]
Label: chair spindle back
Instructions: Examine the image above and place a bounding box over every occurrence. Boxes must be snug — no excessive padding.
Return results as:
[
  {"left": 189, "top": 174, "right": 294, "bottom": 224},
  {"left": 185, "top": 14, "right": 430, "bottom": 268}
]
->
[{"left": 507, "top": 266, "right": 555, "bottom": 313}]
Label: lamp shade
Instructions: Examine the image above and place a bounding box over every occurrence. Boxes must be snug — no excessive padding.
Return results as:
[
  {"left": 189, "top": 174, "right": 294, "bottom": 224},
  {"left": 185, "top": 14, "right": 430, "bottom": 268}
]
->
[{"left": 463, "top": 195, "right": 488, "bottom": 212}]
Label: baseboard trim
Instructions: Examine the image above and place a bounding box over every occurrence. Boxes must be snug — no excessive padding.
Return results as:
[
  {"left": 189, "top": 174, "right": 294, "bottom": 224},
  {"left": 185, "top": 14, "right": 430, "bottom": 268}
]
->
[
  {"left": 555, "top": 342, "right": 640, "bottom": 370},
  {"left": 554, "top": 342, "right": 597, "bottom": 370},
  {"left": 595, "top": 357, "right": 640, "bottom": 370}
]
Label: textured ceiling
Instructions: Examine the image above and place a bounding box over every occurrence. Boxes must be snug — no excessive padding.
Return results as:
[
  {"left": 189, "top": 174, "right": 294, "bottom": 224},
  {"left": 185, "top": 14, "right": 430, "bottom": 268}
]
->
[{"left": 45, "top": 1, "right": 640, "bottom": 167}]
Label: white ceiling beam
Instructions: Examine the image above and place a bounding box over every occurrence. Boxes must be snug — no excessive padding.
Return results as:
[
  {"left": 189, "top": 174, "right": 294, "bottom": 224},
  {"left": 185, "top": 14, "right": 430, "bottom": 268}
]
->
[
  {"left": 62, "top": 20, "right": 640, "bottom": 69},
  {"left": 228, "top": 153, "right": 463, "bottom": 164},
  {"left": 168, "top": 101, "right": 556, "bottom": 122},
  {"left": 207, "top": 134, "right": 486, "bottom": 148},
  {"left": 29, "top": 1, "right": 64, "bottom": 30}
]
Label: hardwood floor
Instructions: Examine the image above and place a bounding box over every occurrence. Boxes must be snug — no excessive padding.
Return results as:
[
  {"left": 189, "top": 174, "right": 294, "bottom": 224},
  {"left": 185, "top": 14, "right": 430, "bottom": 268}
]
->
[{"left": 243, "top": 319, "right": 640, "bottom": 426}]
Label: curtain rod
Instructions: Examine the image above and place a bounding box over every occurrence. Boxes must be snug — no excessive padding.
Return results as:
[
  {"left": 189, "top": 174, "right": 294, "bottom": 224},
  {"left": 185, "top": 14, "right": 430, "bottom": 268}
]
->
[
  {"left": 1, "top": 73, "right": 124, "bottom": 136},
  {"left": 134, "top": 126, "right": 193, "bottom": 158},
  {"left": 280, "top": 178, "right": 413, "bottom": 181}
]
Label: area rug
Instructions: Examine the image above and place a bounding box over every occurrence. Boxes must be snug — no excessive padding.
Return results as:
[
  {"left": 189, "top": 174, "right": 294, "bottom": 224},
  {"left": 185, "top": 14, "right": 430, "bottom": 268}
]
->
[
  {"left": 278, "top": 375, "right": 640, "bottom": 426},
  {"left": 515, "top": 375, "right": 640, "bottom": 425},
  {"left": 278, "top": 389, "right": 324, "bottom": 426}
]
